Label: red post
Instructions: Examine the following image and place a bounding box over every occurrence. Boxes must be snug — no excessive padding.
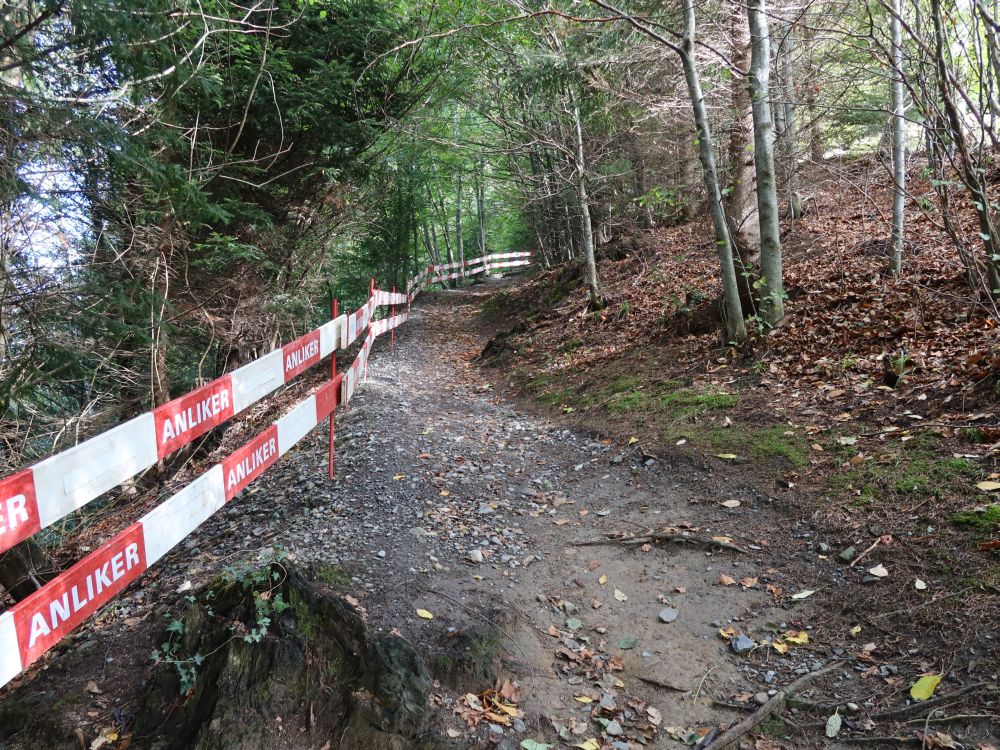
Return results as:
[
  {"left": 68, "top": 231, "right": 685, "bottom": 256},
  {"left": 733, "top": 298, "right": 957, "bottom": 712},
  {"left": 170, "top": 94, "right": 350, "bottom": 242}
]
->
[
  {"left": 365, "top": 279, "right": 375, "bottom": 382},
  {"left": 391, "top": 286, "right": 396, "bottom": 353},
  {"left": 328, "top": 298, "right": 338, "bottom": 479}
]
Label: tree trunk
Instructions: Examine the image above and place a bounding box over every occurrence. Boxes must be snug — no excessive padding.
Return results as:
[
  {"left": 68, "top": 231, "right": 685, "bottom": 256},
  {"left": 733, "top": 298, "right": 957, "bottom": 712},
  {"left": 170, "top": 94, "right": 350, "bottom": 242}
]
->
[
  {"left": 930, "top": 0, "right": 1000, "bottom": 295},
  {"left": 475, "top": 161, "right": 488, "bottom": 274},
  {"left": 453, "top": 109, "right": 464, "bottom": 289},
  {"left": 748, "top": 0, "right": 785, "bottom": 326},
  {"left": 888, "top": 0, "right": 906, "bottom": 275},
  {"left": 569, "top": 91, "right": 603, "bottom": 309},
  {"left": 681, "top": 0, "right": 747, "bottom": 345},
  {"left": 725, "top": 0, "right": 761, "bottom": 266},
  {"left": 778, "top": 20, "right": 803, "bottom": 219}
]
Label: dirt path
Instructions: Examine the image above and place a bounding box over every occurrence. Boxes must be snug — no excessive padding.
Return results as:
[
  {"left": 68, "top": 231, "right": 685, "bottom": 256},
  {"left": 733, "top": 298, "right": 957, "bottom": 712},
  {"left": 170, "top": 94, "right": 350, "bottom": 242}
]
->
[
  {"left": 242, "top": 281, "right": 815, "bottom": 749},
  {"left": 7, "top": 278, "right": 983, "bottom": 750}
]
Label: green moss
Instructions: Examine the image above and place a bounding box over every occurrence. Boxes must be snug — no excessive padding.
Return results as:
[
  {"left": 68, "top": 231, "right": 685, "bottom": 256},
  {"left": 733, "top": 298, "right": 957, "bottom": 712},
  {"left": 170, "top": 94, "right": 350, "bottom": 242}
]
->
[
  {"left": 698, "top": 425, "right": 809, "bottom": 467},
  {"left": 659, "top": 388, "right": 739, "bottom": 415},
  {"left": 607, "top": 391, "right": 649, "bottom": 412},
  {"left": 315, "top": 564, "right": 352, "bottom": 586},
  {"left": 290, "top": 591, "right": 319, "bottom": 641},
  {"left": 828, "top": 441, "right": 980, "bottom": 504},
  {"left": 950, "top": 504, "right": 1000, "bottom": 534}
]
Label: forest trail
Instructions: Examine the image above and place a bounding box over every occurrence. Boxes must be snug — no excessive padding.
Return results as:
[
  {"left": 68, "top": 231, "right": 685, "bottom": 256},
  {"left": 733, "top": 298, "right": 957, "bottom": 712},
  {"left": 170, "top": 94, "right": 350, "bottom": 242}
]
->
[{"left": 233, "top": 277, "right": 811, "bottom": 748}]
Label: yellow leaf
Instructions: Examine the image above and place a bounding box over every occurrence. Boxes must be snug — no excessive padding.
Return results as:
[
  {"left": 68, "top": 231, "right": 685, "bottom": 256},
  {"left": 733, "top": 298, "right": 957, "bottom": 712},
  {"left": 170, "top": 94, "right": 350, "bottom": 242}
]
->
[
  {"left": 439, "top": 490, "right": 450, "bottom": 496},
  {"left": 772, "top": 640, "right": 789, "bottom": 654},
  {"left": 598, "top": 574, "right": 608, "bottom": 585},
  {"left": 614, "top": 589, "right": 627, "bottom": 602},
  {"left": 910, "top": 674, "right": 943, "bottom": 702},
  {"left": 628, "top": 437, "right": 639, "bottom": 445},
  {"left": 977, "top": 480, "right": 1000, "bottom": 491},
  {"left": 850, "top": 625, "right": 862, "bottom": 636},
  {"left": 573, "top": 741, "right": 601, "bottom": 750},
  {"left": 784, "top": 630, "right": 809, "bottom": 645},
  {"left": 393, "top": 474, "right": 405, "bottom": 480},
  {"left": 416, "top": 609, "right": 434, "bottom": 620},
  {"left": 574, "top": 696, "right": 594, "bottom": 703},
  {"left": 715, "top": 453, "right": 738, "bottom": 460}
]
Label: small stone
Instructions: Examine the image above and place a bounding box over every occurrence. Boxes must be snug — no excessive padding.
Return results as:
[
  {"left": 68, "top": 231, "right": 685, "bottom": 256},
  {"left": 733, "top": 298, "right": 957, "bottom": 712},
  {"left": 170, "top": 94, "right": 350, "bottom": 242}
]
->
[
  {"left": 731, "top": 634, "right": 756, "bottom": 655},
  {"left": 754, "top": 692, "right": 770, "bottom": 705},
  {"left": 818, "top": 542, "right": 831, "bottom": 554},
  {"left": 862, "top": 574, "right": 881, "bottom": 584},
  {"left": 658, "top": 607, "right": 679, "bottom": 623},
  {"left": 764, "top": 671, "right": 775, "bottom": 684},
  {"left": 605, "top": 719, "right": 623, "bottom": 736},
  {"left": 488, "top": 723, "right": 504, "bottom": 736},
  {"left": 599, "top": 694, "right": 617, "bottom": 711},
  {"left": 838, "top": 546, "right": 856, "bottom": 563},
  {"left": 467, "top": 549, "right": 484, "bottom": 564},
  {"left": 846, "top": 702, "right": 860, "bottom": 713},
  {"left": 376, "top": 550, "right": 386, "bottom": 558}
]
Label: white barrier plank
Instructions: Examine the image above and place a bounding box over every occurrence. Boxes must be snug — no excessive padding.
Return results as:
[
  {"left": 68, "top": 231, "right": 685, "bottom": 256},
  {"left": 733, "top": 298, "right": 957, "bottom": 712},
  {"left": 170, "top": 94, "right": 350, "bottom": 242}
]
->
[
  {"left": 0, "top": 614, "right": 21, "bottom": 688},
  {"left": 34, "top": 415, "right": 158, "bottom": 528},
  {"left": 231, "top": 350, "right": 284, "bottom": 413},
  {"left": 140, "top": 466, "right": 225, "bottom": 565},
  {"left": 276, "top": 396, "right": 317, "bottom": 456}
]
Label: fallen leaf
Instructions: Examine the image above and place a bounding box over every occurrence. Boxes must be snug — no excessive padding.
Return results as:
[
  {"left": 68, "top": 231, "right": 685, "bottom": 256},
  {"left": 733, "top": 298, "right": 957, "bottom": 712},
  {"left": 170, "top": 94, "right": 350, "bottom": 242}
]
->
[
  {"left": 850, "top": 625, "right": 862, "bottom": 636},
  {"left": 85, "top": 680, "right": 102, "bottom": 694},
  {"left": 791, "top": 589, "right": 815, "bottom": 600},
  {"left": 715, "top": 453, "right": 738, "bottom": 460},
  {"left": 520, "top": 740, "right": 552, "bottom": 750},
  {"left": 574, "top": 696, "right": 594, "bottom": 704},
  {"left": 915, "top": 578, "right": 928, "bottom": 590},
  {"left": 628, "top": 437, "right": 639, "bottom": 445},
  {"left": 739, "top": 576, "right": 759, "bottom": 588},
  {"left": 772, "top": 640, "right": 789, "bottom": 654},
  {"left": 838, "top": 436, "right": 858, "bottom": 445},
  {"left": 416, "top": 609, "right": 434, "bottom": 620},
  {"left": 784, "top": 630, "right": 809, "bottom": 645},
  {"left": 393, "top": 474, "right": 405, "bottom": 480},
  {"left": 976, "top": 481, "right": 1000, "bottom": 491},
  {"left": 910, "top": 674, "right": 943, "bottom": 702},
  {"left": 718, "top": 574, "right": 737, "bottom": 586},
  {"left": 721, "top": 499, "right": 742, "bottom": 508},
  {"left": 553, "top": 519, "right": 570, "bottom": 526},
  {"left": 826, "top": 711, "right": 842, "bottom": 738},
  {"left": 572, "top": 741, "right": 600, "bottom": 750},
  {"left": 868, "top": 564, "right": 889, "bottom": 578},
  {"left": 614, "top": 588, "right": 627, "bottom": 602},
  {"left": 598, "top": 574, "right": 608, "bottom": 586}
]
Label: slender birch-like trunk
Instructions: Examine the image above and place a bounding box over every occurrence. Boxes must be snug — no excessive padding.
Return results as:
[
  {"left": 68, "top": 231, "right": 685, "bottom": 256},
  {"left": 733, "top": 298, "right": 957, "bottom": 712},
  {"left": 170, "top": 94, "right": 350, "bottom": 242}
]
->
[
  {"left": 889, "top": 0, "right": 906, "bottom": 275},
  {"left": 748, "top": 0, "right": 785, "bottom": 325}
]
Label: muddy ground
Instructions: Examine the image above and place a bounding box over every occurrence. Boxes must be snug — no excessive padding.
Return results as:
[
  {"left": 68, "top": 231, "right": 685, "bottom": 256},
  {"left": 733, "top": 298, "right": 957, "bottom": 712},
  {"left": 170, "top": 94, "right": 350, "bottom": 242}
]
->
[{"left": 0, "top": 277, "right": 997, "bottom": 750}]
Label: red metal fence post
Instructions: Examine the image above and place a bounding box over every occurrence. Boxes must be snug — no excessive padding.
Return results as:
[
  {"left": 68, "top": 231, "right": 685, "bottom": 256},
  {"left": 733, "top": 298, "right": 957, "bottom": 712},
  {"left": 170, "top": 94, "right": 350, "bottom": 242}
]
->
[{"left": 329, "top": 298, "right": 338, "bottom": 479}]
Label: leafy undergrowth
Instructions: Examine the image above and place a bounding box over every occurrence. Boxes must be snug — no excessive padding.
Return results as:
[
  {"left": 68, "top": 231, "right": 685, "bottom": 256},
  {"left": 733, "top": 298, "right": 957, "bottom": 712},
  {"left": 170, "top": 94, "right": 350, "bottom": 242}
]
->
[{"left": 479, "top": 155, "right": 1000, "bottom": 697}]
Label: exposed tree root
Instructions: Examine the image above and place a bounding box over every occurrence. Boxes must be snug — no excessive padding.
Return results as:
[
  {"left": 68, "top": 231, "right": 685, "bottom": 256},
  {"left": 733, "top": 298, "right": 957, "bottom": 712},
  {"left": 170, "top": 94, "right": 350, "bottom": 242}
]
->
[
  {"left": 574, "top": 532, "right": 746, "bottom": 554},
  {"left": 701, "top": 661, "right": 843, "bottom": 750}
]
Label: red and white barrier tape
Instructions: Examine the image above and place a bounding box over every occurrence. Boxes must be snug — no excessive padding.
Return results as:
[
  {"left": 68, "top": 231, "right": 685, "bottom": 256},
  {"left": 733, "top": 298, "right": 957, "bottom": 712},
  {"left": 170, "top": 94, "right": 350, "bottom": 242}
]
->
[
  {"left": 0, "top": 372, "right": 343, "bottom": 687},
  {"left": 0, "top": 252, "right": 531, "bottom": 688}
]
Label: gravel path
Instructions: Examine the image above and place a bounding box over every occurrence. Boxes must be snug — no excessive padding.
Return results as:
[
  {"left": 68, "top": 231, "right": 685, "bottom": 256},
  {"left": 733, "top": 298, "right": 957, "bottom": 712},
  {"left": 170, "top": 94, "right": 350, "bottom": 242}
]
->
[{"left": 2, "top": 279, "right": 837, "bottom": 750}]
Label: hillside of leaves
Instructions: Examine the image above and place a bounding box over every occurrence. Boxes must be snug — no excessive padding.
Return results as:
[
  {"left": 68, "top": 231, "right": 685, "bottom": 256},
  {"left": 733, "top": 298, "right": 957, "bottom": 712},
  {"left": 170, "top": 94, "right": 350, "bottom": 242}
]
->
[{"left": 481, "top": 156, "right": 1000, "bottom": 631}]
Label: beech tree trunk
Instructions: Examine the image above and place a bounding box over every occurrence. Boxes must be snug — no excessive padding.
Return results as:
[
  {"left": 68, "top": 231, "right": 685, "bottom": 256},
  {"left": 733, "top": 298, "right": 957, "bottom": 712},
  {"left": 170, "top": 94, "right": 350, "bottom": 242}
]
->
[
  {"left": 681, "top": 0, "right": 747, "bottom": 344},
  {"left": 725, "top": 0, "right": 761, "bottom": 266},
  {"left": 748, "top": 0, "right": 785, "bottom": 326},
  {"left": 889, "top": 0, "right": 906, "bottom": 275},
  {"left": 569, "top": 91, "right": 603, "bottom": 308}
]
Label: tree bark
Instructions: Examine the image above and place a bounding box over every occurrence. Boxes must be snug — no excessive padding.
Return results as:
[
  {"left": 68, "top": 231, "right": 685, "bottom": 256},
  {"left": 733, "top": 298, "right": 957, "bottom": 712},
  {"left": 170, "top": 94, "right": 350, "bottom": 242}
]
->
[
  {"left": 569, "top": 90, "right": 603, "bottom": 309},
  {"left": 681, "top": 0, "right": 747, "bottom": 344},
  {"left": 748, "top": 0, "right": 785, "bottom": 326},
  {"left": 889, "top": 0, "right": 906, "bottom": 275},
  {"left": 725, "top": 0, "right": 761, "bottom": 266}
]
